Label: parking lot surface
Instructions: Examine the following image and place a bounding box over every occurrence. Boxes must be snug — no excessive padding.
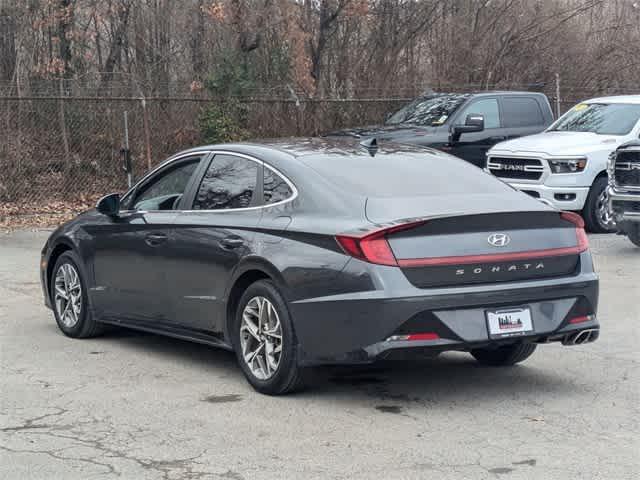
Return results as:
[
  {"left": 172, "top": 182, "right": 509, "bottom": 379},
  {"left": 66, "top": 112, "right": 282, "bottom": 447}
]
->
[{"left": 1, "top": 230, "right": 638, "bottom": 479}]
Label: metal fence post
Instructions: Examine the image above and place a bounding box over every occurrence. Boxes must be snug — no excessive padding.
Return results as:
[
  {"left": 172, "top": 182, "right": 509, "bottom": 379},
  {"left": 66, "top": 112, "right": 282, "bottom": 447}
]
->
[
  {"left": 141, "top": 97, "right": 152, "bottom": 170},
  {"left": 58, "top": 79, "right": 71, "bottom": 163},
  {"left": 555, "top": 73, "right": 561, "bottom": 119},
  {"left": 122, "top": 111, "right": 133, "bottom": 188}
]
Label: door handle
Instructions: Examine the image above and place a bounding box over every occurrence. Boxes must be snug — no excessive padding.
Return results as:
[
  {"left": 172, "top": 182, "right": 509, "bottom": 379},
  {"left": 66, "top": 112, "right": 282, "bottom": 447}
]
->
[
  {"left": 220, "top": 237, "right": 244, "bottom": 250},
  {"left": 145, "top": 233, "right": 168, "bottom": 247},
  {"left": 489, "top": 136, "right": 507, "bottom": 142}
]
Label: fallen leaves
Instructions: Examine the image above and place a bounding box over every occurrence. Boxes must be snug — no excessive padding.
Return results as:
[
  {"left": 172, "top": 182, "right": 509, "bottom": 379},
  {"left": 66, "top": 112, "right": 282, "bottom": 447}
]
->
[{"left": 0, "top": 196, "right": 101, "bottom": 231}]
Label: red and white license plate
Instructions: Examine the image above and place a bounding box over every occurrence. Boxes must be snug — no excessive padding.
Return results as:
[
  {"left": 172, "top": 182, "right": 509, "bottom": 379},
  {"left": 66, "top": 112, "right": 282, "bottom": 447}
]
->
[{"left": 486, "top": 307, "right": 533, "bottom": 338}]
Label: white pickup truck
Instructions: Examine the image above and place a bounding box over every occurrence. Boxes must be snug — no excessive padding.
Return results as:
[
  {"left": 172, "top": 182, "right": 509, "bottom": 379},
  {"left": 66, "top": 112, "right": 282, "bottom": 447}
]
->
[{"left": 486, "top": 96, "right": 640, "bottom": 232}]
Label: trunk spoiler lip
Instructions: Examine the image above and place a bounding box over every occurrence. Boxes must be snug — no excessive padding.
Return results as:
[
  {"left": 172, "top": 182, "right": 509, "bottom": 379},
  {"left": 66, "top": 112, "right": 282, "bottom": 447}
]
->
[{"left": 342, "top": 209, "right": 567, "bottom": 238}]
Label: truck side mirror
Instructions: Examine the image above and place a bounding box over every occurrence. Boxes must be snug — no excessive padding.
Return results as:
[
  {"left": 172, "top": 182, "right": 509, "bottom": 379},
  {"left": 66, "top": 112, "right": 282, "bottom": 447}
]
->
[{"left": 450, "top": 114, "right": 485, "bottom": 143}]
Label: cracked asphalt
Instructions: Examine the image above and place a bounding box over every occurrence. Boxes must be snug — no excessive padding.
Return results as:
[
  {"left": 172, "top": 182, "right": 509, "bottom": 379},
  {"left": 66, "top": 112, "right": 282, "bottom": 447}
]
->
[{"left": 1, "top": 230, "right": 638, "bottom": 479}]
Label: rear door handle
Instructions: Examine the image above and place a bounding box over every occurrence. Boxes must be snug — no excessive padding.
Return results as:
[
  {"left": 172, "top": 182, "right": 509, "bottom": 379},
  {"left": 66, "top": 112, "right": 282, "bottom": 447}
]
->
[
  {"left": 220, "top": 237, "right": 244, "bottom": 250},
  {"left": 489, "top": 136, "right": 507, "bottom": 142},
  {"left": 145, "top": 233, "right": 168, "bottom": 247}
]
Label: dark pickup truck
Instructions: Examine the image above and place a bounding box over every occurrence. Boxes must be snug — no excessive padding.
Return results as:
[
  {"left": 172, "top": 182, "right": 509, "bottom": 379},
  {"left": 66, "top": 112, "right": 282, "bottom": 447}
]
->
[{"left": 328, "top": 91, "right": 554, "bottom": 167}]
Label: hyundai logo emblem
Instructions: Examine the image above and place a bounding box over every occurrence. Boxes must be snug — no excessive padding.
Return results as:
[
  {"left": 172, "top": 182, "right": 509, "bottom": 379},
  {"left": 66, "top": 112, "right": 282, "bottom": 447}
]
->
[{"left": 488, "top": 233, "right": 511, "bottom": 247}]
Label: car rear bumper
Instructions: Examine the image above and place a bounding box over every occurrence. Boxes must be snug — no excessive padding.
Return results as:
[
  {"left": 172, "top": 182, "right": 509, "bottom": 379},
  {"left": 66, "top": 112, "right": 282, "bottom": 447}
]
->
[
  {"left": 508, "top": 182, "right": 590, "bottom": 211},
  {"left": 290, "top": 253, "right": 599, "bottom": 366}
]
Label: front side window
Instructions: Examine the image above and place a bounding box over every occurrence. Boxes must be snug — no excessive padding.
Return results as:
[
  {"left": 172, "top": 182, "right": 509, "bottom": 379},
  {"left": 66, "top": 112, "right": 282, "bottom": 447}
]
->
[
  {"left": 193, "top": 154, "right": 258, "bottom": 210},
  {"left": 457, "top": 98, "right": 501, "bottom": 129},
  {"left": 502, "top": 97, "right": 545, "bottom": 127},
  {"left": 263, "top": 167, "right": 293, "bottom": 205},
  {"left": 549, "top": 103, "right": 640, "bottom": 135},
  {"left": 131, "top": 159, "right": 200, "bottom": 211}
]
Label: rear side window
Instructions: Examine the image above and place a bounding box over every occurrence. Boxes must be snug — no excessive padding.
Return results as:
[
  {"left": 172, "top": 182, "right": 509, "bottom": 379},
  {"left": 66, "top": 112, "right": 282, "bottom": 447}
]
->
[
  {"left": 457, "top": 98, "right": 501, "bottom": 128},
  {"left": 264, "top": 167, "right": 293, "bottom": 204},
  {"left": 502, "top": 97, "right": 545, "bottom": 127},
  {"left": 193, "top": 154, "right": 258, "bottom": 210}
]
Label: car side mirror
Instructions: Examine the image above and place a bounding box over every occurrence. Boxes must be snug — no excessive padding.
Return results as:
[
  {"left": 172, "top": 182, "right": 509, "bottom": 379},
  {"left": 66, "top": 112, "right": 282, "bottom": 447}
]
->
[
  {"left": 96, "top": 193, "right": 120, "bottom": 217},
  {"left": 450, "top": 114, "right": 485, "bottom": 143}
]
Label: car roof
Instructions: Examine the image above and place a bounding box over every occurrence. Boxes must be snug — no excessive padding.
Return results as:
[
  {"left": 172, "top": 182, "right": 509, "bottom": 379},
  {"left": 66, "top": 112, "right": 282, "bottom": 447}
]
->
[
  {"left": 583, "top": 95, "right": 640, "bottom": 105},
  {"left": 470, "top": 91, "right": 546, "bottom": 97},
  {"left": 172, "top": 137, "right": 430, "bottom": 159},
  {"left": 410, "top": 91, "right": 544, "bottom": 98}
]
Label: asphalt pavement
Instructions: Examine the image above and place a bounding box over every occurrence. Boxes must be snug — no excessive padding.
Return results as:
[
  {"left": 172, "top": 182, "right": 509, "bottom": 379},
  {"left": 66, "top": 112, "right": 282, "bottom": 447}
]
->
[{"left": 1, "top": 230, "right": 638, "bottom": 479}]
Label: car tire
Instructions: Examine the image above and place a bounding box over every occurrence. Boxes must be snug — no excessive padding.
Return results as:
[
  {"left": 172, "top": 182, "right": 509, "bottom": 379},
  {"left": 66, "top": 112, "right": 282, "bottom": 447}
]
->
[
  {"left": 470, "top": 343, "right": 537, "bottom": 366},
  {"left": 583, "top": 176, "right": 616, "bottom": 233},
  {"left": 51, "top": 251, "right": 104, "bottom": 338},
  {"left": 233, "top": 280, "right": 306, "bottom": 395}
]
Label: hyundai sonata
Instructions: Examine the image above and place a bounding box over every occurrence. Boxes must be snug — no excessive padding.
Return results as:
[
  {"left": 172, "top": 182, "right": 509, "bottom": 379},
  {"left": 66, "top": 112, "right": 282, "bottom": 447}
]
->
[{"left": 40, "top": 138, "right": 600, "bottom": 395}]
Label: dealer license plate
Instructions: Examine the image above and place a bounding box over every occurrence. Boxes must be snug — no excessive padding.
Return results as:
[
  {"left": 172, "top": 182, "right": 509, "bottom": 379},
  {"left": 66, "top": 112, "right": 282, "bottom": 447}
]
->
[{"left": 486, "top": 307, "right": 533, "bottom": 338}]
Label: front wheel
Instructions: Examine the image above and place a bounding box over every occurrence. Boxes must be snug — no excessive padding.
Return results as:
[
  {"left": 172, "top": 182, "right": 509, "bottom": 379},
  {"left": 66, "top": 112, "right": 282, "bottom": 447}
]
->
[
  {"left": 51, "top": 251, "right": 104, "bottom": 338},
  {"left": 471, "top": 343, "right": 537, "bottom": 366},
  {"left": 627, "top": 224, "right": 640, "bottom": 247},
  {"left": 233, "top": 280, "right": 305, "bottom": 395},
  {"left": 583, "top": 176, "right": 616, "bottom": 233}
]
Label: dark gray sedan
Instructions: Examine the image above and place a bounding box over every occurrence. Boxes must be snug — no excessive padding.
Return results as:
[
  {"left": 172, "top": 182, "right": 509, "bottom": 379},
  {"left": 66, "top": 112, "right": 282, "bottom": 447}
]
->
[{"left": 40, "top": 138, "right": 599, "bottom": 395}]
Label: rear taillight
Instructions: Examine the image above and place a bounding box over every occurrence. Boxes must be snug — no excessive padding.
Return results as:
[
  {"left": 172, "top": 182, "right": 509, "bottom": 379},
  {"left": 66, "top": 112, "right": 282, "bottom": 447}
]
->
[
  {"left": 335, "top": 220, "right": 426, "bottom": 266},
  {"left": 560, "top": 211, "right": 589, "bottom": 253}
]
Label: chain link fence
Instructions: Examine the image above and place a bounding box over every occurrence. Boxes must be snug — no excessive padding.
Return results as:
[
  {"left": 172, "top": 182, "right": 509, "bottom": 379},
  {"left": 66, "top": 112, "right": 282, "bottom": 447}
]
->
[
  {"left": 0, "top": 96, "right": 405, "bottom": 220},
  {"left": 1, "top": 89, "right": 638, "bottom": 224}
]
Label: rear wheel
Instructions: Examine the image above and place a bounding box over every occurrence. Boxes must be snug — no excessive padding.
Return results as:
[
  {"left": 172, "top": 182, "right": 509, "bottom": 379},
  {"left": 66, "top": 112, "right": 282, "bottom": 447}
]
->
[
  {"left": 233, "top": 280, "right": 305, "bottom": 395},
  {"left": 583, "top": 176, "right": 616, "bottom": 233},
  {"left": 51, "top": 251, "right": 104, "bottom": 338},
  {"left": 471, "top": 343, "right": 537, "bottom": 366}
]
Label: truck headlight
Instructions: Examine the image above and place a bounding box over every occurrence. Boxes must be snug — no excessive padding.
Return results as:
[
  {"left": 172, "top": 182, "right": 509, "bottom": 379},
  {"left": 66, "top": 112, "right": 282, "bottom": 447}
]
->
[{"left": 548, "top": 157, "right": 588, "bottom": 174}]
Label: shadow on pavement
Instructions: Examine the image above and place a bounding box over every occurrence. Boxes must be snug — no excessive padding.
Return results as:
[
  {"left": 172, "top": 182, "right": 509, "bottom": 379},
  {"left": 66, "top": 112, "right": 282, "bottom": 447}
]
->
[{"left": 46, "top": 321, "right": 580, "bottom": 408}]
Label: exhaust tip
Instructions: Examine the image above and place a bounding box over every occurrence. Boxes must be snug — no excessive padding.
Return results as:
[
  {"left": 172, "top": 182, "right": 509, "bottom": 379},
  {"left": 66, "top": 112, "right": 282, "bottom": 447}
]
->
[{"left": 562, "top": 328, "right": 599, "bottom": 346}]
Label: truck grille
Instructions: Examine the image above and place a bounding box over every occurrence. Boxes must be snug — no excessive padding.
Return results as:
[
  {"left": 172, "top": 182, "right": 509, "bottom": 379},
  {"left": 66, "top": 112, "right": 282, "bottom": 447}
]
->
[
  {"left": 614, "top": 151, "right": 640, "bottom": 189},
  {"left": 487, "top": 157, "right": 544, "bottom": 180}
]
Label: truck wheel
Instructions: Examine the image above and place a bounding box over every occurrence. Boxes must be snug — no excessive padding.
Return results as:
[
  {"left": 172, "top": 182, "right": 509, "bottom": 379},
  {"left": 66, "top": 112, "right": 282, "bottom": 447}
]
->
[
  {"left": 583, "top": 176, "right": 616, "bottom": 233},
  {"left": 628, "top": 225, "right": 640, "bottom": 248}
]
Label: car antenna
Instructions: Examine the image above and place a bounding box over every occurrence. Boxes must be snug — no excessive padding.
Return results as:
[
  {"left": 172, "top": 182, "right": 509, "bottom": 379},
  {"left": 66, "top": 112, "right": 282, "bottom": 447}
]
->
[{"left": 360, "top": 137, "right": 378, "bottom": 157}]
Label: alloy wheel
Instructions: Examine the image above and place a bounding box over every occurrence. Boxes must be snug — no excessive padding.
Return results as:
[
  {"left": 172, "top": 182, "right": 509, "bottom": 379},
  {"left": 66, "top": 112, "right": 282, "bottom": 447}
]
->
[
  {"left": 54, "top": 263, "right": 83, "bottom": 328},
  {"left": 596, "top": 188, "right": 616, "bottom": 231},
  {"left": 240, "top": 296, "right": 283, "bottom": 380}
]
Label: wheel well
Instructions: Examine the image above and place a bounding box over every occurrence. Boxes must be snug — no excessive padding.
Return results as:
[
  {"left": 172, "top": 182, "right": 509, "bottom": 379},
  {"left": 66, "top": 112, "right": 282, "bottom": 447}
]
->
[
  {"left": 47, "top": 243, "right": 72, "bottom": 294},
  {"left": 225, "top": 269, "right": 271, "bottom": 340}
]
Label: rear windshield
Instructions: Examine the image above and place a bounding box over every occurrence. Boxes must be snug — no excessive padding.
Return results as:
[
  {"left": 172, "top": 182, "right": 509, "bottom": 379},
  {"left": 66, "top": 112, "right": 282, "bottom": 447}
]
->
[
  {"left": 302, "top": 151, "right": 506, "bottom": 197},
  {"left": 549, "top": 103, "right": 640, "bottom": 135}
]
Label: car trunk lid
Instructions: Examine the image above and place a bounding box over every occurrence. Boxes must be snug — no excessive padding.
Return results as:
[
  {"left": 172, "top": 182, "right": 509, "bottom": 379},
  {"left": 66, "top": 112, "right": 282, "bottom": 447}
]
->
[{"left": 362, "top": 201, "right": 585, "bottom": 288}]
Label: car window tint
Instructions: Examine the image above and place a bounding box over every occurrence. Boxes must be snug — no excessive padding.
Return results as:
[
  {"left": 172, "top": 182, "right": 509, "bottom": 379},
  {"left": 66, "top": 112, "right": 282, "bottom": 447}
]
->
[
  {"left": 502, "top": 97, "right": 544, "bottom": 127},
  {"left": 457, "top": 98, "right": 500, "bottom": 128},
  {"left": 132, "top": 159, "right": 199, "bottom": 211},
  {"left": 193, "top": 154, "right": 258, "bottom": 210},
  {"left": 264, "top": 167, "right": 293, "bottom": 204}
]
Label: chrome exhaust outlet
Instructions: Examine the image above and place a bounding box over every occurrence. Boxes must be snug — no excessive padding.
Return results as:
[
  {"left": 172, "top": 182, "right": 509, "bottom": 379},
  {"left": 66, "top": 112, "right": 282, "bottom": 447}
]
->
[{"left": 562, "top": 328, "right": 599, "bottom": 346}]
